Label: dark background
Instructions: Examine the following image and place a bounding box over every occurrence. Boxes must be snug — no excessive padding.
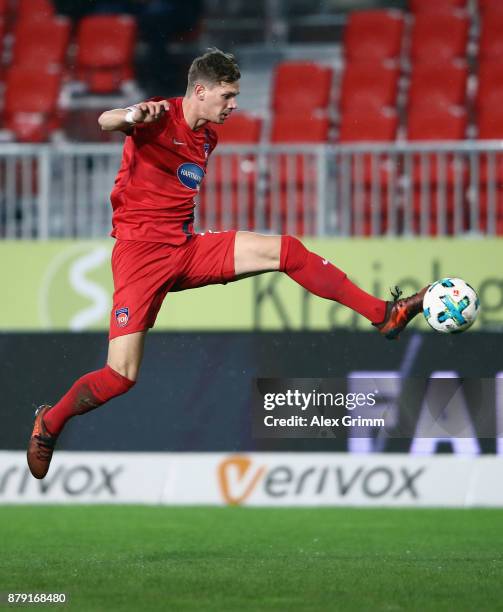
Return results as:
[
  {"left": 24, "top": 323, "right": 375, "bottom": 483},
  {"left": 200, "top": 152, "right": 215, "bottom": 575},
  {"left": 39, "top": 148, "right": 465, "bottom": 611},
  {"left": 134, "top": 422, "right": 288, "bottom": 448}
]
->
[{"left": 1, "top": 331, "right": 500, "bottom": 453}]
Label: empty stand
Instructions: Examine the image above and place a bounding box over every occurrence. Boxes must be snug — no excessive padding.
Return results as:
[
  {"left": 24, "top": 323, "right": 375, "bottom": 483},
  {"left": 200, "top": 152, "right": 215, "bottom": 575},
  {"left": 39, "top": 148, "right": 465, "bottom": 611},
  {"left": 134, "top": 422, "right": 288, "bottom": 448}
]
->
[
  {"left": 408, "top": 61, "right": 467, "bottom": 112},
  {"left": 411, "top": 13, "right": 469, "bottom": 63},
  {"left": 407, "top": 107, "right": 467, "bottom": 183},
  {"left": 212, "top": 113, "right": 262, "bottom": 143},
  {"left": 12, "top": 17, "right": 70, "bottom": 70},
  {"left": 338, "top": 109, "right": 398, "bottom": 233},
  {"left": 340, "top": 63, "right": 399, "bottom": 113},
  {"left": 476, "top": 61, "right": 503, "bottom": 113},
  {"left": 272, "top": 62, "right": 332, "bottom": 114},
  {"left": 4, "top": 67, "right": 62, "bottom": 141},
  {"left": 477, "top": 108, "right": 503, "bottom": 139},
  {"left": 76, "top": 15, "right": 137, "bottom": 93},
  {"left": 344, "top": 10, "right": 404, "bottom": 62},
  {"left": 407, "top": 107, "right": 468, "bottom": 231},
  {"left": 267, "top": 115, "right": 329, "bottom": 235},
  {"left": 210, "top": 112, "right": 262, "bottom": 186},
  {"left": 339, "top": 109, "right": 397, "bottom": 142},
  {"left": 199, "top": 112, "right": 262, "bottom": 232},
  {"left": 271, "top": 115, "right": 330, "bottom": 143}
]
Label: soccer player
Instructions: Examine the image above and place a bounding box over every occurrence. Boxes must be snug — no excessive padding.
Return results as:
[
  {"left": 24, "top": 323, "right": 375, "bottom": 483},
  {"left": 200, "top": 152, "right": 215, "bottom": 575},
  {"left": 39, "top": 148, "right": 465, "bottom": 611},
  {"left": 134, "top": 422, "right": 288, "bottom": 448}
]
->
[{"left": 27, "top": 48, "right": 428, "bottom": 479}]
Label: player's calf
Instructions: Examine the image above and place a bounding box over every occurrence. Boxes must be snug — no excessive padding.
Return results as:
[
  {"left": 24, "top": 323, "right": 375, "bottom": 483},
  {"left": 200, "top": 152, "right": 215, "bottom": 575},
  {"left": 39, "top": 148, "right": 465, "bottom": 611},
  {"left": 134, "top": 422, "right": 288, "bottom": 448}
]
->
[{"left": 27, "top": 365, "right": 135, "bottom": 479}]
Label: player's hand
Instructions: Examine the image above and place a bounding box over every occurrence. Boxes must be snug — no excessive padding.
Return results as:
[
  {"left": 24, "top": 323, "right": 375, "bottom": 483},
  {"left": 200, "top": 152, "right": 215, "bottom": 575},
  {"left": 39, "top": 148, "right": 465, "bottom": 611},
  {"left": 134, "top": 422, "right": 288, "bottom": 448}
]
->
[{"left": 130, "top": 100, "right": 170, "bottom": 123}]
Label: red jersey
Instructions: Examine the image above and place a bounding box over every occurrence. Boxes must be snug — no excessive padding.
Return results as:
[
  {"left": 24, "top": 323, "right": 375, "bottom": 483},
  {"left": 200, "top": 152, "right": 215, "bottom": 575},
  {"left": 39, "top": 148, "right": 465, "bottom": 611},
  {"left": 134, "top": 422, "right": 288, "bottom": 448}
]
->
[{"left": 110, "top": 97, "right": 218, "bottom": 245}]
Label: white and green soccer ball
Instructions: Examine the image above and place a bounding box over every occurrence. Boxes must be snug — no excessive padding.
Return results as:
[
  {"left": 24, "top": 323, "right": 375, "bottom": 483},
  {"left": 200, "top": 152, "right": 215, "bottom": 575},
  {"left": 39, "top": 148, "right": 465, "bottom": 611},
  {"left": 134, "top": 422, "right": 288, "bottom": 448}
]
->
[{"left": 423, "top": 278, "right": 480, "bottom": 333}]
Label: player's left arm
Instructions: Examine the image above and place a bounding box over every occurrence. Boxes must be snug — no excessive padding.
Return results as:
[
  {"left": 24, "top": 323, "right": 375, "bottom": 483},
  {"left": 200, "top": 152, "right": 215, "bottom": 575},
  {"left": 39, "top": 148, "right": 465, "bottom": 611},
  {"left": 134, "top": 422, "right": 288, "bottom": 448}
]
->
[{"left": 98, "top": 99, "right": 169, "bottom": 134}]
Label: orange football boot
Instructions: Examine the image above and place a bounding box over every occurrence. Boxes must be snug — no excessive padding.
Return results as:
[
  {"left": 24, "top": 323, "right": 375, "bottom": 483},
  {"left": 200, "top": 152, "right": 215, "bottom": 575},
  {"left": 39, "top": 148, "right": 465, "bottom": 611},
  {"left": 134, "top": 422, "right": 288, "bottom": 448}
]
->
[
  {"left": 27, "top": 405, "right": 58, "bottom": 479},
  {"left": 374, "top": 285, "right": 429, "bottom": 340}
]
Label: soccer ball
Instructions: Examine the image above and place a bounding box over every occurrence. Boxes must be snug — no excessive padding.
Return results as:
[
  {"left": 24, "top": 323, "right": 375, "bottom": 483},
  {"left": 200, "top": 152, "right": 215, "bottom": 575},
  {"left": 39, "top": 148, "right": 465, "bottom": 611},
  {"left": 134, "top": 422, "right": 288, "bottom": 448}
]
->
[{"left": 423, "top": 278, "right": 480, "bottom": 333}]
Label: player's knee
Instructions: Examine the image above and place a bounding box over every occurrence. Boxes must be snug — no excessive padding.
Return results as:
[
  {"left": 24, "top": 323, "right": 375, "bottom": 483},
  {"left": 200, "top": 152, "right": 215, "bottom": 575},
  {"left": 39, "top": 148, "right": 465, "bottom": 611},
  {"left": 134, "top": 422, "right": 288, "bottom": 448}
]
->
[
  {"left": 280, "top": 235, "right": 309, "bottom": 273},
  {"left": 107, "top": 359, "right": 140, "bottom": 383}
]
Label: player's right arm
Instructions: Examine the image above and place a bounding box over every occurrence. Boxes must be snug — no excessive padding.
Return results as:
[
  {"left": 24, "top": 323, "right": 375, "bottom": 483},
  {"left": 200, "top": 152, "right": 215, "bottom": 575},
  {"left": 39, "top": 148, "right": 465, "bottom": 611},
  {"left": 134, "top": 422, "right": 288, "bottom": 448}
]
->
[{"left": 98, "top": 99, "right": 170, "bottom": 133}]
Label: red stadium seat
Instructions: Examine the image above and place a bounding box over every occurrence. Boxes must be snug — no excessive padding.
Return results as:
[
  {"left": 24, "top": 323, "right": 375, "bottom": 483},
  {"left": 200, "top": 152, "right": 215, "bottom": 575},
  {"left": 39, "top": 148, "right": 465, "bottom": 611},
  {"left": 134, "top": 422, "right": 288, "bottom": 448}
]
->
[
  {"left": 268, "top": 115, "right": 329, "bottom": 234},
  {"left": 339, "top": 109, "right": 398, "bottom": 142},
  {"left": 4, "top": 67, "right": 62, "bottom": 141},
  {"left": 411, "top": 13, "right": 469, "bottom": 64},
  {"left": 210, "top": 113, "right": 261, "bottom": 186},
  {"left": 477, "top": 108, "right": 503, "bottom": 139},
  {"left": 478, "top": 0, "right": 503, "bottom": 15},
  {"left": 272, "top": 62, "right": 332, "bottom": 113},
  {"left": 408, "top": 61, "right": 467, "bottom": 112},
  {"left": 344, "top": 10, "right": 404, "bottom": 62},
  {"left": 208, "top": 114, "right": 261, "bottom": 186},
  {"left": 340, "top": 63, "right": 399, "bottom": 113},
  {"left": 271, "top": 115, "right": 330, "bottom": 143},
  {"left": 339, "top": 110, "right": 398, "bottom": 188},
  {"left": 407, "top": 107, "right": 467, "bottom": 141},
  {"left": 0, "top": 0, "right": 7, "bottom": 16},
  {"left": 199, "top": 113, "right": 262, "bottom": 231},
  {"left": 12, "top": 17, "right": 70, "bottom": 70},
  {"left": 212, "top": 112, "right": 262, "bottom": 143},
  {"left": 17, "top": 0, "right": 54, "bottom": 24},
  {"left": 76, "top": 15, "right": 137, "bottom": 93},
  {"left": 407, "top": 107, "right": 467, "bottom": 187},
  {"left": 476, "top": 61, "right": 503, "bottom": 113},
  {"left": 479, "top": 13, "right": 503, "bottom": 61},
  {"left": 270, "top": 115, "right": 329, "bottom": 187}
]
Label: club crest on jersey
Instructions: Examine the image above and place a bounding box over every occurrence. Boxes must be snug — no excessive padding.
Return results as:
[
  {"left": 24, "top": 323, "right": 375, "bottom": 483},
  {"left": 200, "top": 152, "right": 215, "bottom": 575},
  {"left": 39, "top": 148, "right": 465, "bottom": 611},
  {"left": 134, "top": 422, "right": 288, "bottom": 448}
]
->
[
  {"left": 177, "top": 163, "right": 205, "bottom": 190},
  {"left": 204, "top": 143, "right": 210, "bottom": 158},
  {"left": 115, "top": 307, "right": 129, "bottom": 327}
]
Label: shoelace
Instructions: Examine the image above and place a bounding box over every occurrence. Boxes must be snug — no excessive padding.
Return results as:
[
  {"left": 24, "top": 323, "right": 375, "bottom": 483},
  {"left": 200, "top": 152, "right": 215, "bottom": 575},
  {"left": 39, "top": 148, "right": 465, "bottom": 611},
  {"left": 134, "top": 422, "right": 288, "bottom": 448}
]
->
[{"left": 391, "top": 286, "right": 403, "bottom": 302}]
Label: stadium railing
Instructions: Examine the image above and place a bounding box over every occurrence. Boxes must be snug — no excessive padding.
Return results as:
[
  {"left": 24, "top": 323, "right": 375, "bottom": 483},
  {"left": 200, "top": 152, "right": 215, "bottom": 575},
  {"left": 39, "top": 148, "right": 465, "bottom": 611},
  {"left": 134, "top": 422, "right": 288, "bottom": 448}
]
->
[{"left": 0, "top": 141, "right": 502, "bottom": 238}]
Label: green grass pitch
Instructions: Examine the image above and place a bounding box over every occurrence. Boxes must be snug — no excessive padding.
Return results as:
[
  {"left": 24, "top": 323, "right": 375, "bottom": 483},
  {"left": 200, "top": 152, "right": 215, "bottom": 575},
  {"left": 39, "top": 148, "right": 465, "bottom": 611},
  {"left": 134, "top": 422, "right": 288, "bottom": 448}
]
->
[{"left": 1, "top": 506, "right": 502, "bottom": 611}]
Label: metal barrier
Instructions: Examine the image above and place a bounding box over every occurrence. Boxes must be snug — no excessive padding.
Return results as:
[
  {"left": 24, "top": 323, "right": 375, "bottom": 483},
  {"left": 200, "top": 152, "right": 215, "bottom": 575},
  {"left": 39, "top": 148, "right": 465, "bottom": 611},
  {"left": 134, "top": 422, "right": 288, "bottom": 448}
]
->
[
  {"left": 0, "top": 141, "right": 502, "bottom": 238},
  {"left": 334, "top": 141, "right": 503, "bottom": 237}
]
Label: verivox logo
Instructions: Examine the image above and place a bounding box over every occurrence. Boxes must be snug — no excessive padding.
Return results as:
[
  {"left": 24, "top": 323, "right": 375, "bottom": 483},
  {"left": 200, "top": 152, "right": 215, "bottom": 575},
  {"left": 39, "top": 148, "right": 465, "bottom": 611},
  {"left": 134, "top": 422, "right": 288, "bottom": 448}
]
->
[
  {"left": 217, "top": 455, "right": 265, "bottom": 505},
  {"left": 0, "top": 464, "right": 124, "bottom": 497},
  {"left": 177, "top": 163, "right": 204, "bottom": 190},
  {"left": 217, "top": 455, "right": 426, "bottom": 506}
]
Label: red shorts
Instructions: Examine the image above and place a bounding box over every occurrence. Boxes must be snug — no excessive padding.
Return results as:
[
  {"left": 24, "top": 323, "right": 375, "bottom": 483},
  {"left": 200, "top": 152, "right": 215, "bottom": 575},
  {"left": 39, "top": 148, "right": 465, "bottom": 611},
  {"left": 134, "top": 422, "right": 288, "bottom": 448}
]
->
[{"left": 109, "top": 231, "right": 236, "bottom": 339}]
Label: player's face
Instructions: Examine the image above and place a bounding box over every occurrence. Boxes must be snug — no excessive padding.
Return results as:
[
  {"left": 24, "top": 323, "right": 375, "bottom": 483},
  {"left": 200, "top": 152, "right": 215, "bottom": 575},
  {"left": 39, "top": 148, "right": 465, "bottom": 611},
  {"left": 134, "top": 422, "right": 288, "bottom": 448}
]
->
[{"left": 204, "top": 81, "right": 240, "bottom": 124}]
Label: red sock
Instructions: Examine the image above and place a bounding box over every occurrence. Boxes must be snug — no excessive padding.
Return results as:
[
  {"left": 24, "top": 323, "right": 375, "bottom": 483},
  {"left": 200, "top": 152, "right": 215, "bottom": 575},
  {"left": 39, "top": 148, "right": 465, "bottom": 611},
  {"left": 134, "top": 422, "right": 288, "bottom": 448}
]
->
[
  {"left": 280, "top": 235, "right": 387, "bottom": 323},
  {"left": 43, "top": 365, "right": 135, "bottom": 436}
]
